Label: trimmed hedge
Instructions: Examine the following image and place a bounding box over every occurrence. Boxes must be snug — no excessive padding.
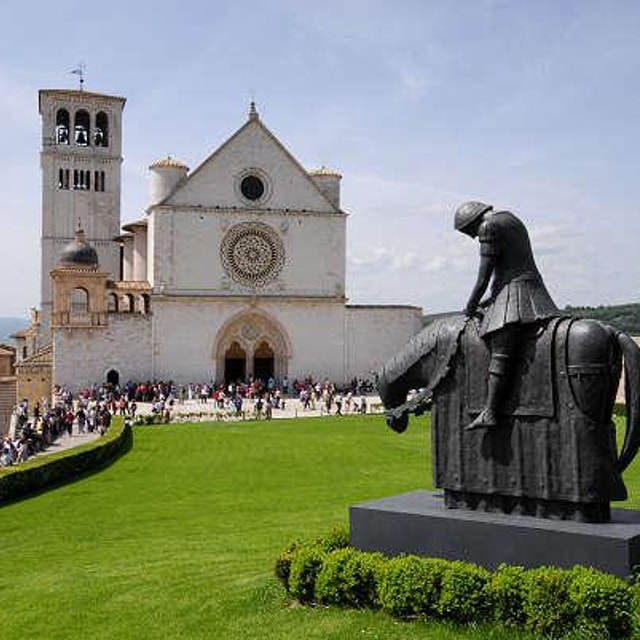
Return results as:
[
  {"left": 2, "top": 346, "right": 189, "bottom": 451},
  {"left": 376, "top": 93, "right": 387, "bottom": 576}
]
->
[
  {"left": 378, "top": 555, "right": 447, "bottom": 618},
  {"left": 316, "top": 547, "right": 385, "bottom": 609},
  {"left": 275, "top": 529, "right": 637, "bottom": 638},
  {"left": 0, "top": 420, "right": 132, "bottom": 505}
]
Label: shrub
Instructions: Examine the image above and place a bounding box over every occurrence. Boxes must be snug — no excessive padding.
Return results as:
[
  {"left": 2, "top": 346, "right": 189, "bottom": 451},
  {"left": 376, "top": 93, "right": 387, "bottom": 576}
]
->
[
  {"left": 378, "top": 555, "right": 447, "bottom": 618},
  {"left": 523, "top": 566, "right": 577, "bottom": 637},
  {"left": 315, "top": 525, "right": 350, "bottom": 552},
  {"left": 315, "top": 548, "right": 384, "bottom": 609},
  {"left": 277, "top": 531, "right": 638, "bottom": 638},
  {"left": 274, "top": 541, "right": 300, "bottom": 593},
  {"left": 437, "top": 560, "right": 492, "bottom": 624},
  {"left": 488, "top": 563, "right": 527, "bottom": 627},
  {"left": 569, "top": 566, "right": 634, "bottom": 639},
  {"left": 288, "top": 544, "right": 326, "bottom": 604}
]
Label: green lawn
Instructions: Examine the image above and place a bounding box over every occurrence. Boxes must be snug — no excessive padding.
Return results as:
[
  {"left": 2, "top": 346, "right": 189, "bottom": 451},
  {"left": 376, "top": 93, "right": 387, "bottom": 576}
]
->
[{"left": 0, "top": 414, "right": 635, "bottom": 639}]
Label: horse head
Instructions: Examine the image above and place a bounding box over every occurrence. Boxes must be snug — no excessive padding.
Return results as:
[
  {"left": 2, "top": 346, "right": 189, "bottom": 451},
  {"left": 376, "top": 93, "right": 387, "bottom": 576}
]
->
[{"left": 377, "top": 314, "right": 467, "bottom": 432}]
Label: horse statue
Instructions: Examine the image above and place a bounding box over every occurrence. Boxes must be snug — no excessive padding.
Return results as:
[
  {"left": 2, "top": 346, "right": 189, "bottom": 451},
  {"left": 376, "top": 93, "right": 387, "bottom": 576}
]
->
[{"left": 377, "top": 313, "right": 640, "bottom": 523}]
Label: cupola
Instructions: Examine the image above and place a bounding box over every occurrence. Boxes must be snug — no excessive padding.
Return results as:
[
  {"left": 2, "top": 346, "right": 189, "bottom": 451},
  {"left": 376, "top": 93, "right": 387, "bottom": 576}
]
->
[
  {"left": 59, "top": 228, "right": 99, "bottom": 268},
  {"left": 308, "top": 166, "right": 342, "bottom": 209},
  {"left": 149, "top": 155, "right": 189, "bottom": 205}
]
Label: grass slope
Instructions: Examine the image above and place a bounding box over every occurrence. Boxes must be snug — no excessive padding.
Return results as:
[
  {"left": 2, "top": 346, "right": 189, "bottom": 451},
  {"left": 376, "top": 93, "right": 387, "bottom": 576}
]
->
[{"left": 0, "top": 414, "right": 633, "bottom": 639}]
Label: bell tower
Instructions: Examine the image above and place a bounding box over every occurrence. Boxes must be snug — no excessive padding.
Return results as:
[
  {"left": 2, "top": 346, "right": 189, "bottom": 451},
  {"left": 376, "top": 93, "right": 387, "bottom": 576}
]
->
[{"left": 38, "top": 88, "right": 126, "bottom": 340}]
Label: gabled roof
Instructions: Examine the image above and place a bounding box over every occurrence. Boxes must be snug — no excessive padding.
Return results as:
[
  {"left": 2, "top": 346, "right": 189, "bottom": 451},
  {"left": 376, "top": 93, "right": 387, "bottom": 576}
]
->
[{"left": 152, "top": 105, "right": 341, "bottom": 213}]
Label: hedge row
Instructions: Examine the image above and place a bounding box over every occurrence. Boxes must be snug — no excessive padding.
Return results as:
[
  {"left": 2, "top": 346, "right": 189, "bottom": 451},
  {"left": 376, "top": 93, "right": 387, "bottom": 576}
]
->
[
  {"left": 275, "top": 527, "right": 638, "bottom": 638},
  {"left": 0, "top": 419, "right": 132, "bottom": 505}
]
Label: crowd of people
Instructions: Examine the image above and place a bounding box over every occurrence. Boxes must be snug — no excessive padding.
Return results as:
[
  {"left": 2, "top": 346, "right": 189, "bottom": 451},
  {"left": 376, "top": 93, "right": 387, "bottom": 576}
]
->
[
  {"left": 2, "top": 373, "right": 379, "bottom": 464},
  {"left": 3, "top": 392, "right": 113, "bottom": 467},
  {"left": 69, "top": 374, "right": 377, "bottom": 420}
]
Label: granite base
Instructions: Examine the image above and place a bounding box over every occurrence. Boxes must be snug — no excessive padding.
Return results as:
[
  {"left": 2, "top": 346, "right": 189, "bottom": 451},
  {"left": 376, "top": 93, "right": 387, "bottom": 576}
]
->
[{"left": 349, "top": 490, "right": 640, "bottom": 577}]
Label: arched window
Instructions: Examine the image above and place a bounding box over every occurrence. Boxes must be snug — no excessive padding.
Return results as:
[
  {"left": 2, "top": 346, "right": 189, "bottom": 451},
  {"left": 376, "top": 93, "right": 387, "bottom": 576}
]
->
[
  {"left": 70, "top": 288, "right": 90, "bottom": 314},
  {"left": 73, "top": 170, "right": 90, "bottom": 190},
  {"left": 107, "top": 293, "right": 119, "bottom": 312},
  {"left": 58, "top": 168, "right": 70, "bottom": 190},
  {"left": 139, "top": 294, "right": 150, "bottom": 314},
  {"left": 94, "top": 170, "right": 105, "bottom": 192},
  {"left": 74, "top": 109, "right": 90, "bottom": 146},
  {"left": 95, "top": 112, "right": 109, "bottom": 147},
  {"left": 125, "top": 293, "right": 135, "bottom": 313},
  {"left": 56, "top": 109, "right": 70, "bottom": 144}
]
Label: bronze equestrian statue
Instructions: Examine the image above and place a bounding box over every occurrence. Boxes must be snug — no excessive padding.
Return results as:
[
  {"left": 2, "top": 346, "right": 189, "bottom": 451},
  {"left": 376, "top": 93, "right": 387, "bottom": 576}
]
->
[{"left": 378, "top": 201, "right": 640, "bottom": 523}]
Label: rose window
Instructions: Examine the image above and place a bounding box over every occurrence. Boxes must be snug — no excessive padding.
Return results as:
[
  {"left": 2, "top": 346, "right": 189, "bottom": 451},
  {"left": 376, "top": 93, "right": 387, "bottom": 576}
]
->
[{"left": 221, "top": 222, "right": 285, "bottom": 287}]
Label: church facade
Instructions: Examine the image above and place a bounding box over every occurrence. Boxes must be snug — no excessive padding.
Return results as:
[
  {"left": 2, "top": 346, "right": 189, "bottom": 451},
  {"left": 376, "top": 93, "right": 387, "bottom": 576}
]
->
[{"left": 19, "top": 88, "right": 422, "bottom": 393}]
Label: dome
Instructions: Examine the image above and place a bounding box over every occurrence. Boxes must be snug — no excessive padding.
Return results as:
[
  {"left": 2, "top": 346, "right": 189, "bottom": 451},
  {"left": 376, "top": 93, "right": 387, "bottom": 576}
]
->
[
  {"left": 59, "top": 229, "right": 99, "bottom": 267},
  {"left": 149, "top": 155, "right": 189, "bottom": 171},
  {"left": 308, "top": 165, "right": 342, "bottom": 178}
]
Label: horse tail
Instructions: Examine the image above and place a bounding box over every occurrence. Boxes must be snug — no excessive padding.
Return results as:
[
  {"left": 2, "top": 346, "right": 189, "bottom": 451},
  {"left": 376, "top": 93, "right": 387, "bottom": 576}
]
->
[{"left": 616, "top": 332, "right": 640, "bottom": 472}]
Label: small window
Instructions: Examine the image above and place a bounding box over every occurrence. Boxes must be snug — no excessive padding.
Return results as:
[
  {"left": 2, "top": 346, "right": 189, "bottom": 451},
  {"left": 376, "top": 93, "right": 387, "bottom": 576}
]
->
[
  {"left": 73, "top": 170, "right": 91, "bottom": 190},
  {"left": 58, "top": 168, "right": 70, "bottom": 190},
  {"left": 71, "top": 288, "right": 89, "bottom": 314},
  {"left": 94, "top": 170, "right": 105, "bottom": 192},
  {"left": 240, "top": 175, "right": 265, "bottom": 201}
]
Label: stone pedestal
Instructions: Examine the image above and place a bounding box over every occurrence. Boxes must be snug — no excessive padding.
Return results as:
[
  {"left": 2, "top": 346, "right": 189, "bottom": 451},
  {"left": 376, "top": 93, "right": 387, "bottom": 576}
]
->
[{"left": 349, "top": 490, "right": 640, "bottom": 577}]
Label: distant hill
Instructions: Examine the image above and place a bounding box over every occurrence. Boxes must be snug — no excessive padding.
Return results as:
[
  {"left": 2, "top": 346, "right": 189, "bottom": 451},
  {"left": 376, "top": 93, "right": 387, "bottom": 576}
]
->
[
  {"left": 423, "top": 303, "right": 640, "bottom": 335},
  {"left": 564, "top": 304, "right": 640, "bottom": 335},
  {"left": 0, "top": 317, "right": 28, "bottom": 344}
]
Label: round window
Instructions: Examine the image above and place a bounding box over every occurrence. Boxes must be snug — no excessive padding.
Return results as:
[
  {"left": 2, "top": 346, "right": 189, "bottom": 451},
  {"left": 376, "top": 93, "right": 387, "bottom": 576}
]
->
[
  {"left": 220, "top": 222, "right": 285, "bottom": 287},
  {"left": 240, "top": 175, "right": 265, "bottom": 201}
]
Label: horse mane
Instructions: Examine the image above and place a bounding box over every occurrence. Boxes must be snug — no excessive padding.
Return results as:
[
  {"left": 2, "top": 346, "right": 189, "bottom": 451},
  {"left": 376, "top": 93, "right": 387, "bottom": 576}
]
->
[{"left": 380, "top": 314, "right": 467, "bottom": 386}]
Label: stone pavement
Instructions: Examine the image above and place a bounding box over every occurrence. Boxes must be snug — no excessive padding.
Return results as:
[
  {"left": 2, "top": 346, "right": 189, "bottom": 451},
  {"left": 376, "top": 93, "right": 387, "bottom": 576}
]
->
[
  {"left": 31, "top": 430, "right": 101, "bottom": 460},
  {"left": 136, "top": 394, "right": 384, "bottom": 421}
]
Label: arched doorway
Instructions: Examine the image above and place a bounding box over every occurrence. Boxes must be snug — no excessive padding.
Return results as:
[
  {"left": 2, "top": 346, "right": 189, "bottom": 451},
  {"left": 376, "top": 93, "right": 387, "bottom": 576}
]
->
[
  {"left": 106, "top": 369, "right": 120, "bottom": 386},
  {"left": 224, "top": 341, "right": 246, "bottom": 385},
  {"left": 254, "top": 341, "right": 274, "bottom": 383},
  {"left": 214, "top": 311, "right": 291, "bottom": 385}
]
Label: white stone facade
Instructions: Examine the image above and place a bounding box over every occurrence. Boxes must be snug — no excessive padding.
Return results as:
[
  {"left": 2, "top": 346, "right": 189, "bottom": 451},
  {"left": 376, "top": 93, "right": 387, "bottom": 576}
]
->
[{"left": 42, "top": 95, "right": 422, "bottom": 391}]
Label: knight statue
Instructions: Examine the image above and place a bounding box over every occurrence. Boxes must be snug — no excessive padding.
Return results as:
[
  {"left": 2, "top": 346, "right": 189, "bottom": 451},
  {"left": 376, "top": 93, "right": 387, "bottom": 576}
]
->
[
  {"left": 378, "top": 201, "right": 640, "bottom": 523},
  {"left": 455, "top": 201, "right": 560, "bottom": 430}
]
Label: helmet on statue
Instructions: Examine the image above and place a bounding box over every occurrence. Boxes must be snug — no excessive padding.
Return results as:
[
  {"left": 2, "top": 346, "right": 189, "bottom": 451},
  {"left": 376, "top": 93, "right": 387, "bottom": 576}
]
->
[{"left": 454, "top": 201, "right": 493, "bottom": 233}]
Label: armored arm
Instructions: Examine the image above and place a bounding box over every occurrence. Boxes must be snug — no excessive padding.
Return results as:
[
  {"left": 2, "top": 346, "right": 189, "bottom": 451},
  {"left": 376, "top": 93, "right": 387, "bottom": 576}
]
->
[{"left": 465, "top": 254, "right": 494, "bottom": 315}]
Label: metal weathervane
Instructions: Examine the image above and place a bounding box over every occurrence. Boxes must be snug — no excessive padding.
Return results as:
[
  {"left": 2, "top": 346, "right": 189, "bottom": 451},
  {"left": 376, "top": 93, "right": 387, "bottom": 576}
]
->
[{"left": 70, "top": 63, "right": 86, "bottom": 90}]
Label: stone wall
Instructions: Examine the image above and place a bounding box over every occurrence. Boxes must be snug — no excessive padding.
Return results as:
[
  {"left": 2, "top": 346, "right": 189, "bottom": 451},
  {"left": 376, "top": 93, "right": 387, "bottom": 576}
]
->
[
  {"left": 53, "top": 314, "right": 152, "bottom": 391},
  {"left": 345, "top": 306, "right": 423, "bottom": 380}
]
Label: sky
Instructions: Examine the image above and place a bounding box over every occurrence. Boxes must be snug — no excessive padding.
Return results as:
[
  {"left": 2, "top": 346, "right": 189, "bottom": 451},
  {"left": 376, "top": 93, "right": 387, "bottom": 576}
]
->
[{"left": 1, "top": 0, "right": 639, "bottom": 318}]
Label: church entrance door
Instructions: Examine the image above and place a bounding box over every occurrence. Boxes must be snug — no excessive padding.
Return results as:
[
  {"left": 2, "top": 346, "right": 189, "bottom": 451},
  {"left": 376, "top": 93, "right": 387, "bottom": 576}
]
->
[
  {"left": 253, "top": 341, "right": 274, "bottom": 384},
  {"left": 224, "top": 341, "right": 247, "bottom": 385},
  {"left": 215, "top": 312, "right": 290, "bottom": 384}
]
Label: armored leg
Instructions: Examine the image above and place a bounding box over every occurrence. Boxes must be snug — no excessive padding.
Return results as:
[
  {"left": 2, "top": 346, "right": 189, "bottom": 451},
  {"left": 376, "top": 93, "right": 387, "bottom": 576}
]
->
[{"left": 466, "top": 326, "right": 519, "bottom": 431}]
